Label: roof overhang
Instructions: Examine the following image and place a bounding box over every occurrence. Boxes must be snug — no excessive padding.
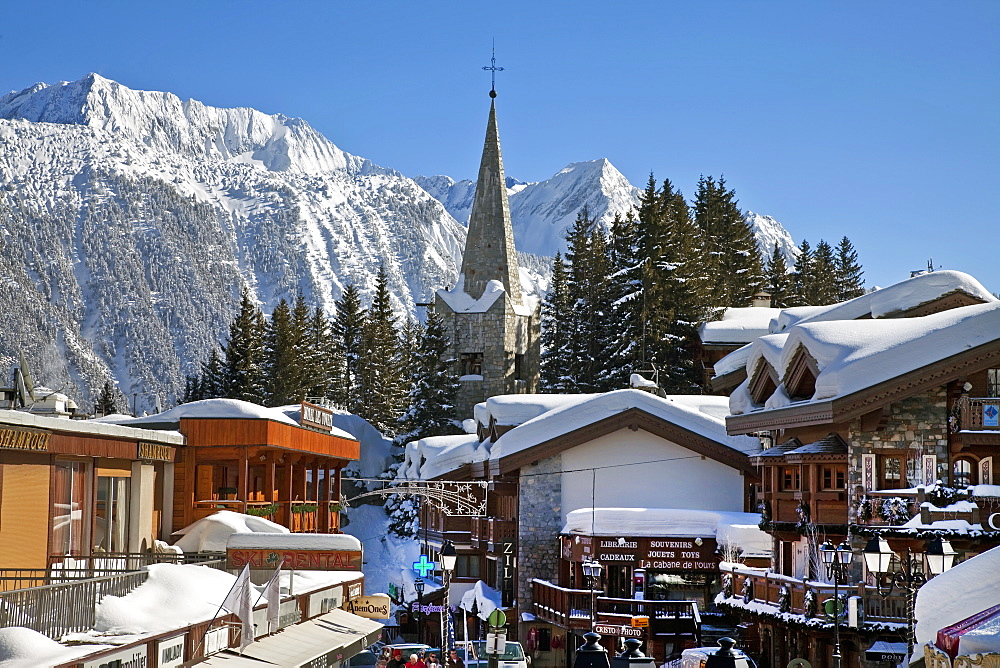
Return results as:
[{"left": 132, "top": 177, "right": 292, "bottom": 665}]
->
[
  {"left": 490, "top": 406, "right": 754, "bottom": 477},
  {"left": 728, "top": 337, "right": 1000, "bottom": 435}
]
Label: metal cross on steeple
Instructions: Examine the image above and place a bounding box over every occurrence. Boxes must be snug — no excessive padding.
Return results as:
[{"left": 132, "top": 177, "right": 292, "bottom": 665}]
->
[{"left": 482, "top": 42, "right": 504, "bottom": 97}]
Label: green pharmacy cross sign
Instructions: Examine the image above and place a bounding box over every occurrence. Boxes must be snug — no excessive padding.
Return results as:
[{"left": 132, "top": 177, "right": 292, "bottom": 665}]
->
[{"left": 413, "top": 555, "right": 435, "bottom": 577}]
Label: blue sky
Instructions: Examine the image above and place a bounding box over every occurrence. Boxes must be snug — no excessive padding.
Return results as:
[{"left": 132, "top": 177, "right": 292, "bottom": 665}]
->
[{"left": 2, "top": 1, "right": 998, "bottom": 291}]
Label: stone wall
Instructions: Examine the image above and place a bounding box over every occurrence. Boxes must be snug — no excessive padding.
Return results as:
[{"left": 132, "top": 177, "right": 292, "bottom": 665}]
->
[
  {"left": 517, "top": 455, "right": 562, "bottom": 607},
  {"left": 847, "top": 385, "right": 950, "bottom": 511}
]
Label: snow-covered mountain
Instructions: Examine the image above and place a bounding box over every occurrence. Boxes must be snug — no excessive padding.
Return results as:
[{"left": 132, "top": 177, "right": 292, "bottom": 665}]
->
[
  {"left": 0, "top": 74, "right": 466, "bottom": 410},
  {"left": 417, "top": 159, "right": 641, "bottom": 258},
  {"left": 747, "top": 211, "right": 799, "bottom": 266}
]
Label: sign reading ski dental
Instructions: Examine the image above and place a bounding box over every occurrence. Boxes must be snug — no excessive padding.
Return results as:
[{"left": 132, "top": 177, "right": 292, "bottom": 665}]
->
[
  {"left": 227, "top": 533, "right": 362, "bottom": 571},
  {"left": 301, "top": 401, "right": 335, "bottom": 432},
  {"left": 568, "top": 535, "right": 719, "bottom": 572}
]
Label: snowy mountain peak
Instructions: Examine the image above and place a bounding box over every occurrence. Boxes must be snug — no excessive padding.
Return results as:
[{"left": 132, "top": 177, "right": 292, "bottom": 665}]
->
[
  {"left": 0, "top": 74, "right": 360, "bottom": 174},
  {"left": 746, "top": 211, "right": 800, "bottom": 266}
]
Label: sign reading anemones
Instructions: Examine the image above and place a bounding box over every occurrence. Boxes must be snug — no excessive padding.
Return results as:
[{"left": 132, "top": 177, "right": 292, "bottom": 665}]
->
[{"left": 226, "top": 533, "right": 362, "bottom": 571}]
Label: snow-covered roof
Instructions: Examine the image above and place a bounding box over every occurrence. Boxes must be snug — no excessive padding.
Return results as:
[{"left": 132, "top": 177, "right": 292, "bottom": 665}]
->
[
  {"left": 459, "top": 581, "right": 504, "bottom": 620},
  {"left": 562, "top": 508, "right": 771, "bottom": 557},
  {"left": 915, "top": 543, "right": 1000, "bottom": 653},
  {"left": 699, "top": 307, "right": 783, "bottom": 345},
  {"left": 712, "top": 344, "right": 754, "bottom": 379},
  {"left": 772, "top": 270, "right": 996, "bottom": 333},
  {"left": 0, "top": 408, "right": 184, "bottom": 444},
  {"left": 172, "top": 510, "right": 289, "bottom": 552},
  {"left": 397, "top": 433, "right": 488, "bottom": 480},
  {"left": 489, "top": 389, "right": 758, "bottom": 461},
  {"left": 731, "top": 301, "right": 1000, "bottom": 415},
  {"left": 474, "top": 393, "right": 597, "bottom": 428},
  {"left": 436, "top": 274, "right": 538, "bottom": 317},
  {"left": 227, "top": 532, "right": 362, "bottom": 552}
]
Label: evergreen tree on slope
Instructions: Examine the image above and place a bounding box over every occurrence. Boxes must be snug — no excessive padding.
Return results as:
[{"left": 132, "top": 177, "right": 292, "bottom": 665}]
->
[
  {"left": 357, "top": 267, "right": 404, "bottom": 435},
  {"left": 764, "top": 243, "right": 791, "bottom": 308},
  {"left": 834, "top": 236, "right": 865, "bottom": 302},
  {"left": 604, "top": 213, "right": 644, "bottom": 389},
  {"left": 789, "top": 239, "right": 813, "bottom": 306},
  {"left": 540, "top": 252, "right": 573, "bottom": 391},
  {"left": 222, "top": 289, "right": 266, "bottom": 404},
  {"left": 332, "top": 284, "right": 365, "bottom": 412}
]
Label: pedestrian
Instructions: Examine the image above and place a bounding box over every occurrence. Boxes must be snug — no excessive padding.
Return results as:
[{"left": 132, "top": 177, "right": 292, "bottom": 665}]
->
[
  {"left": 406, "top": 654, "right": 426, "bottom": 668},
  {"left": 449, "top": 649, "right": 464, "bottom": 668},
  {"left": 388, "top": 650, "right": 404, "bottom": 668},
  {"left": 426, "top": 653, "right": 440, "bottom": 668}
]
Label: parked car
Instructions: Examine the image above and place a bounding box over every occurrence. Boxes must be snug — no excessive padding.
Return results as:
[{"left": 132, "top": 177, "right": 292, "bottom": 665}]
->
[
  {"left": 468, "top": 640, "right": 529, "bottom": 668},
  {"left": 679, "top": 646, "right": 756, "bottom": 668},
  {"left": 350, "top": 650, "right": 380, "bottom": 668}
]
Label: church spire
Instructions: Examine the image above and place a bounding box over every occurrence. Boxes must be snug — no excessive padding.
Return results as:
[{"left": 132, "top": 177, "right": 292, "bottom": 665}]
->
[{"left": 459, "top": 90, "right": 523, "bottom": 304}]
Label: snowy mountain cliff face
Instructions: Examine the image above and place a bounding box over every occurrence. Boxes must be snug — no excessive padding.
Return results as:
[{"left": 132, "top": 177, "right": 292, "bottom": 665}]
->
[
  {"left": 746, "top": 211, "right": 799, "bottom": 266},
  {"left": 0, "top": 74, "right": 797, "bottom": 411},
  {"left": 0, "top": 74, "right": 465, "bottom": 410}
]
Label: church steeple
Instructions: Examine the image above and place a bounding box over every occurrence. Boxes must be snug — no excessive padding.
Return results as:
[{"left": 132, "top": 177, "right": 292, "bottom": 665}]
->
[{"left": 459, "top": 95, "right": 523, "bottom": 304}]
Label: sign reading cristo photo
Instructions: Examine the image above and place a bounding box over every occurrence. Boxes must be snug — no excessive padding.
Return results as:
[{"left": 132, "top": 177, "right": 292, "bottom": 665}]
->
[{"left": 227, "top": 533, "right": 363, "bottom": 571}]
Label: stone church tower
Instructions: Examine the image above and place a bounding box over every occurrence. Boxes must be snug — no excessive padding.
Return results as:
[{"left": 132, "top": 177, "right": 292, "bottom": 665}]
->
[{"left": 435, "top": 91, "right": 540, "bottom": 419}]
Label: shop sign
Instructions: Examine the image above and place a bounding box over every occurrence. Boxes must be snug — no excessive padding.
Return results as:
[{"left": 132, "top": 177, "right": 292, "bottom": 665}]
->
[
  {"left": 414, "top": 604, "right": 451, "bottom": 613},
  {"left": 593, "top": 624, "right": 643, "bottom": 638},
  {"left": 157, "top": 634, "right": 185, "bottom": 668},
  {"left": 82, "top": 645, "right": 148, "bottom": 668},
  {"left": 228, "top": 548, "right": 362, "bottom": 570},
  {"left": 138, "top": 441, "right": 175, "bottom": 461},
  {"left": 0, "top": 426, "right": 49, "bottom": 452},
  {"left": 254, "top": 597, "right": 301, "bottom": 630},
  {"left": 301, "top": 401, "right": 334, "bottom": 432},
  {"left": 204, "top": 626, "right": 229, "bottom": 655},
  {"left": 630, "top": 616, "right": 649, "bottom": 628},
  {"left": 344, "top": 594, "right": 391, "bottom": 619},
  {"left": 349, "top": 582, "right": 363, "bottom": 599},
  {"left": 570, "top": 535, "right": 719, "bottom": 572}
]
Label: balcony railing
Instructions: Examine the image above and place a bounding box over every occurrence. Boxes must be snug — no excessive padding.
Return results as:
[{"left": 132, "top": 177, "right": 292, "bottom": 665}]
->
[
  {"left": 46, "top": 551, "right": 227, "bottom": 574},
  {"left": 470, "top": 517, "right": 516, "bottom": 546},
  {"left": 531, "top": 579, "right": 702, "bottom": 638},
  {"left": 859, "top": 491, "right": 921, "bottom": 526},
  {"left": 191, "top": 500, "right": 342, "bottom": 532},
  {"left": 957, "top": 396, "right": 1000, "bottom": 431},
  {"left": 723, "top": 566, "right": 910, "bottom": 623}
]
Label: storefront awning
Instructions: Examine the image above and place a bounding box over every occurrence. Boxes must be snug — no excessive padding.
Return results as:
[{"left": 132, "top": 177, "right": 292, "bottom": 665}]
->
[
  {"left": 194, "top": 609, "right": 382, "bottom": 667},
  {"left": 864, "top": 640, "right": 907, "bottom": 663}
]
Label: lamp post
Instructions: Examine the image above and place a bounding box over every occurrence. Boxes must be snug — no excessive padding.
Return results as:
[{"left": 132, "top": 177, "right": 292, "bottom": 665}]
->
[
  {"left": 819, "top": 541, "right": 853, "bottom": 668},
  {"left": 581, "top": 560, "right": 603, "bottom": 630},
  {"left": 415, "top": 577, "right": 425, "bottom": 644},
  {"left": 441, "top": 540, "right": 458, "bottom": 668},
  {"left": 863, "top": 534, "right": 957, "bottom": 660}
]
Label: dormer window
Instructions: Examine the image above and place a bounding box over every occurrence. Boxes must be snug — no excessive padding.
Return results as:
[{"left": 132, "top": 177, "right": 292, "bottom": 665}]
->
[
  {"left": 749, "top": 358, "right": 780, "bottom": 405},
  {"left": 784, "top": 345, "right": 820, "bottom": 401}
]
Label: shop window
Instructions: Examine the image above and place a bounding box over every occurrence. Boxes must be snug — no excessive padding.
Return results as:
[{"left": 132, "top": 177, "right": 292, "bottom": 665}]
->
[
  {"left": 461, "top": 353, "right": 483, "bottom": 376},
  {"left": 953, "top": 458, "right": 976, "bottom": 487},
  {"left": 780, "top": 466, "right": 800, "bottom": 491},
  {"left": 51, "top": 460, "right": 87, "bottom": 556},
  {"left": 95, "top": 476, "right": 130, "bottom": 553},
  {"left": 822, "top": 466, "right": 846, "bottom": 490}
]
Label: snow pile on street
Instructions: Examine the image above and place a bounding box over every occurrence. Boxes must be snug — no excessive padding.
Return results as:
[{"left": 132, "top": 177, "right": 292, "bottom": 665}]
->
[
  {"left": 562, "top": 508, "right": 770, "bottom": 556},
  {"left": 699, "top": 307, "right": 783, "bottom": 345},
  {"left": 173, "top": 510, "right": 288, "bottom": 552},
  {"left": 460, "top": 581, "right": 504, "bottom": 620},
  {"left": 397, "top": 434, "right": 488, "bottom": 480},
  {"left": 491, "top": 390, "right": 758, "bottom": 460},
  {"left": 915, "top": 543, "right": 1000, "bottom": 652},
  {"left": 0, "top": 627, "right": 99, "bottom": 668}
]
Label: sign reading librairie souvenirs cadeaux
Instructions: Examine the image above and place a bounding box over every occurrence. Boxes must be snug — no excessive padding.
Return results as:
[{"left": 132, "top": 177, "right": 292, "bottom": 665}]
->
[
  {"left": 227, "top": 533, "right": 362, "bottom": 571},
  {"left": 566, "top": 535, "right": 719, "bottom": 572}
]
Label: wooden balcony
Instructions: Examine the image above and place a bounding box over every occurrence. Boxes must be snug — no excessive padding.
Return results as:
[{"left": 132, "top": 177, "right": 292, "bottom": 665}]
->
[
  {"left": 531, "top": 579, "right": 702, "bottom": 638},
  {"left": 470, "top": 517, "right": 517, "bottom": 548},
  {"left": 958, "top": 396, "right": 1000, "bottom": 431},
  {"left": 767, "top": 491, "right": 848, "bottom": 525},
  {"left": 723, "top": 565, "right": 910, "bottom": 623}
]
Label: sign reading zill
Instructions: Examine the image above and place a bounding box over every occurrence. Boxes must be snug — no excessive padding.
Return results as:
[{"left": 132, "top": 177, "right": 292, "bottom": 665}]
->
[
  {"left": 228, "top": 548, "right": 362, "bottom": 570},
  {"left": 301, "top": 401, "right": 334, "bottom": 432}
]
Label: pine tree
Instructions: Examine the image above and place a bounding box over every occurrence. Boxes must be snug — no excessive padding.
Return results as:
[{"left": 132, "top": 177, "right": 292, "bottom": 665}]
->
[
  {"left": 357, "top": 267, "right": 404, "bottom": 435},
  {"left": 200, "top": 348, "right": 226, "bottom": 399},
  {"left": 304, "top": 306, "right": 338, "bottom": 399},
  {"left": 604, "top": 213, "right": 644, "bottom": 388},
  {"left": 263, "top": 299, "right": 298, "bottom": 405},
  {"left": 540, "top": 252, "right": 573, "bottom": 391},
  {"left": 97, "top": 380, "right": 118, "bottom": 415},
  {"left": 694, "top": 175, "right": 764, "bottom": 307},
  {"left": 563, "top": 208, "right": 613, "bottom": 392},
  {"left": 396, "top": 310, "right": 462, "bottom": 443},
  {"left": 764, "top": 243, "right": 791, "bottom": 308},
  {"left": 834, "top": 236, "right": 865, "bottom": 301},
  {"left": 222, "top": 289, "right": 266, "bottom": 404},
  {"left": 811, "top": 239, "right": 838, "bottom": 305},
  {"left": 332, "top": 284, "right": 365, "bottom": 412},
  {"left": 789, "top": 239, "right": 813, "bottom": 306}
]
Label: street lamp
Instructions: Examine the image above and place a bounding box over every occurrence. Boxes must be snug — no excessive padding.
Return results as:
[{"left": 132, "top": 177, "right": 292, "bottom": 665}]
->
[
  {"left": 863, "top": 533, "right": 957, "bottom": 660},
  {"left": 819, "top": 541, "right": 853, "bottom": 668},
  {"left": 581, "top": 560, "right": 603, "bottom": 630},
  {"left": 441, "top": 541, "right": 458, "bottom": 668},
  {"left": 414, "top": 577, "right": 425, "bottom": 644}
]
